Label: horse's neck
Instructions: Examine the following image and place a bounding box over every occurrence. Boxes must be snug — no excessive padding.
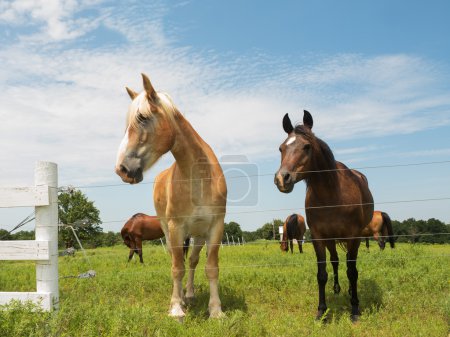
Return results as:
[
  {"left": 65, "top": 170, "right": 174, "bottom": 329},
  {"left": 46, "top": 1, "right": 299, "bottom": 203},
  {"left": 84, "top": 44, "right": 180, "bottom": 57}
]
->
[
  {"left": 170, "top": 114, "right": 216, "bottom": 177},
  {"left": 306, "top": 162, "right": 342, "bottom": 204}
]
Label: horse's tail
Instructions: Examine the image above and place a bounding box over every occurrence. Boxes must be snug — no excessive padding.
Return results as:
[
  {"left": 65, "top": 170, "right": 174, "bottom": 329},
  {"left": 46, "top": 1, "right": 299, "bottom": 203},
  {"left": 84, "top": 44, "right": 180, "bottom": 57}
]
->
[
  {"left": 183, "top": 237, "right": 190, "bottom": 260},
  {"left": 286, "top": 214, "right": 298, "bottom": 239},
  {"left": 381, "top": 212, "right": 395, "bottom": 248}
]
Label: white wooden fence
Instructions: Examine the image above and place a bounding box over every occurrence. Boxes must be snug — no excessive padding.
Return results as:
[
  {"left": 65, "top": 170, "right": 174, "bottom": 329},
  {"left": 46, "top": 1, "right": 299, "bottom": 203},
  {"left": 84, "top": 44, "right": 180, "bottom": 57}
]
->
[{"left": 0, "top": 161, "right": 59, "bottom": 311}]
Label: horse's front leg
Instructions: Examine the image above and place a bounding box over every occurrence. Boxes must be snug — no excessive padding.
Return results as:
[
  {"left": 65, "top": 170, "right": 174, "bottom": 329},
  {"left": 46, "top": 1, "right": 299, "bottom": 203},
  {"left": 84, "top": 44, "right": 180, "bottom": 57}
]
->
[
  {"left": 205, "top": 219, "right": 224, "bottom": 318},
  {"left": 167, "top": 224, "right": 186, "bottom": 319},
  {"left": 135, "top": 237, "right": 144, "bottom": 263},
  {"left": 185, "top": 237, "right": 205, "bottom": 302},
  {"left": 312, "top": 240, "right": 328, "bottom": 320},
  {"left": 347, "top": 239, "right": 361, "bottom": 322}
]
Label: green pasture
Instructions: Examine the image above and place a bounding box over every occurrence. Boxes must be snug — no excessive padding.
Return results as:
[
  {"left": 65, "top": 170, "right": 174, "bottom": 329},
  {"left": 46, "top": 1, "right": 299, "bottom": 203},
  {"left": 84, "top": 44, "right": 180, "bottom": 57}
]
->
[{"left": 0, "top": 242, "right": 449, "bottom": 336}]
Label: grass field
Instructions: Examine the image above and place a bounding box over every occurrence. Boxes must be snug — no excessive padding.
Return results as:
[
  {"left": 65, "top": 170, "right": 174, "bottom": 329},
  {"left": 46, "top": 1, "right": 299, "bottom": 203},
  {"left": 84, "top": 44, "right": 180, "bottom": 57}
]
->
[{"left": 0, "top": 242, "right": 449, "bottom": 336}]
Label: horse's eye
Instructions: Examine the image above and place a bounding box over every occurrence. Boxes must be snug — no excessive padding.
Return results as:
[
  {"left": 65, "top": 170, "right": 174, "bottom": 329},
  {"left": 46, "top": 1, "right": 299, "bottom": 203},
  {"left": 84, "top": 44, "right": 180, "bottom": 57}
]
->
[
  {"left": 137, "top": 113, "right": 149, "bottom": 124},
  {"left": 279, "top": 146, "right": 282, "bottom": 153},
  {"left": 303, "top": 144, "right": 311, "bottom": 151}
]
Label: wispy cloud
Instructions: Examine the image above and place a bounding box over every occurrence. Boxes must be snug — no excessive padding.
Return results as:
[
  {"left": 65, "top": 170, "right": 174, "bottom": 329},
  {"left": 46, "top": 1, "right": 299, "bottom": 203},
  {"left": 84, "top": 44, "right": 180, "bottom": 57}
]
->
[{"left": 0, "top": 0, "right": 449, "bottom": 187}]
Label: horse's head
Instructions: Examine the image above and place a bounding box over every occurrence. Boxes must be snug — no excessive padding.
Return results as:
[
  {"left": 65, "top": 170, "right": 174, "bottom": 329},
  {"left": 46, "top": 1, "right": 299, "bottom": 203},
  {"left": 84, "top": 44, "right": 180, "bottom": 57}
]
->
[
  {"left": 115, "top": 74, "right": 177, "bottom": 184},
  {"left": 280, "top": 239, "right": 288, "bottom": 252},
  {"left": 274, "top": 110, "right": 314, "bottom": 193}
]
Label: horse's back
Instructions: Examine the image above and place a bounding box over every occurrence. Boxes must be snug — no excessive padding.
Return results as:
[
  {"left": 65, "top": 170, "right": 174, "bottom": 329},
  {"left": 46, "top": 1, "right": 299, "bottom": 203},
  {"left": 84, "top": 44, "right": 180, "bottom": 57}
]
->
[
  {"left": 135, "top": 214, "right": 164, "bottom": 240},
  {"left": 341, "top": 162, "right": 374, "bottom": 227}
]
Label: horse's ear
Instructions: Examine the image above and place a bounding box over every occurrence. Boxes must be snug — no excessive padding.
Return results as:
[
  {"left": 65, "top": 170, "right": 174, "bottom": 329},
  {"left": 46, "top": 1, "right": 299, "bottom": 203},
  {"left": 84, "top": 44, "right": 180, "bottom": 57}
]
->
[
  {"left": 125, "top": 87, "right": 138, "bottom": 100},
  {"left": 303, "top": 110, "right": 313, "bottom": 129},
  {"left": 142, "top": 73, "right": 158, "bottom": 101},
  {"left": 283, "top": 113, "right": 294, "bottom": 134}
]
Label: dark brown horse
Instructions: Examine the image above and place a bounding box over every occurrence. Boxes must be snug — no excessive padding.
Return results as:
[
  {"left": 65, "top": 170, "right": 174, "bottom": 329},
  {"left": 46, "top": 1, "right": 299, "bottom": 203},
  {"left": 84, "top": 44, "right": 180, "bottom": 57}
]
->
[
  {"left": 121, "top": 213, "right": 189, "bottom": 263},
  {"left": 275, "top": 110, "right": 374, "bottom": 321},
  {"left": 362, "top": 210, "right": 395, "bottom": 250},
  {"left": 280, "top": 214, "right": 306, "bottom": 253}
]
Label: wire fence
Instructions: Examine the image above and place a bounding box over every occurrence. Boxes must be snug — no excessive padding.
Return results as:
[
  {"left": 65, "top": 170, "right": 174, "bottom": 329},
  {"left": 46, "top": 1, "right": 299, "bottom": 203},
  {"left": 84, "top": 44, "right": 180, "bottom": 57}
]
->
[
  {"left": 63, "top": 159, "right": 450, "bottom": 189},
  {"left": 57, "top": 253, "right": 450, "bottom": 278}
]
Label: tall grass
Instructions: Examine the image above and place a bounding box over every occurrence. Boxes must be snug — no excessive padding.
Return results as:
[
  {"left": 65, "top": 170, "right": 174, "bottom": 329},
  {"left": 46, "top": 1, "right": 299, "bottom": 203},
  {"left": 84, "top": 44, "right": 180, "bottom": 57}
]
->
[{"left": 0, "top": 242, "right": 449, "bottom": 336}]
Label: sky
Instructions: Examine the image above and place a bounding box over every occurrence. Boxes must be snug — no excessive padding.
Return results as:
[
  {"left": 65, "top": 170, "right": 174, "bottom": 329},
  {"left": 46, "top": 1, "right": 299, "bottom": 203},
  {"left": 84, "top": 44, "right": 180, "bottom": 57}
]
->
[{"left": 0, "top": 0, "right": 449, "bottom": 233}]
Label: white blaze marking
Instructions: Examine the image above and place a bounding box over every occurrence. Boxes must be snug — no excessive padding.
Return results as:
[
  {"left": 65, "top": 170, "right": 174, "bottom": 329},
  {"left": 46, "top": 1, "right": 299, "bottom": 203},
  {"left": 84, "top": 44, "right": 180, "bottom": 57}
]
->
[
  {"left": 286, "top": 136, "right": 296, "bottom": 146},
  {"left": 116, "top": 126, "right": 130, "bottom": 166}
]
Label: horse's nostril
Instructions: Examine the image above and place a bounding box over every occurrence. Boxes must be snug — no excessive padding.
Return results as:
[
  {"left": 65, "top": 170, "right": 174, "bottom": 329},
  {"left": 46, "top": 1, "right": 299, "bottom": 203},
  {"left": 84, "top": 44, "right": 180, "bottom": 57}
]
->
[
  {"left": 120, "top": 165, "right": 128, "bottom": 174},
  {"left": 283, "top": 173, "right": 291, "bottom": 184}
]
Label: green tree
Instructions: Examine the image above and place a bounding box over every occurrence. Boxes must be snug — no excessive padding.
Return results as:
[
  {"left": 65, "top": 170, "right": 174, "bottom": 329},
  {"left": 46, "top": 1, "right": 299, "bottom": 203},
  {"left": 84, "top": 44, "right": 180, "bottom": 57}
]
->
[
  {"left": 58, "top": 189, "right": 103, "bottom": 248},
  {"left": 223, "top": 221, "right": 243, "bottom": 243},
  {"left": 0, "top": 229, "right": 12, "bottom": 240},
  {"left": 101, "top": 231, "right": 121, "bottom": 247},
  {"left": 11, "top": 231, "right": 35, "bottom": 240}
]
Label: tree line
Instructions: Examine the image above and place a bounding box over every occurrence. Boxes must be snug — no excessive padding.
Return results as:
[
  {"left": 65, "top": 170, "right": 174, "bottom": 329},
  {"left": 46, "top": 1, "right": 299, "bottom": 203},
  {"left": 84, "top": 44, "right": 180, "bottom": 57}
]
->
[{"left": 1, "top": 190, "right": 449, "bottom": 248}]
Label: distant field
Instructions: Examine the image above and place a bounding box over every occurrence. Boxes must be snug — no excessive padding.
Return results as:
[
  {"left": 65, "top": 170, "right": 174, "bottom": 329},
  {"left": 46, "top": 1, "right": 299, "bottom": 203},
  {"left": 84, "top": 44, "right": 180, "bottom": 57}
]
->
[{"left": 0, "top": 242, "right": 449, "bottom": 337}]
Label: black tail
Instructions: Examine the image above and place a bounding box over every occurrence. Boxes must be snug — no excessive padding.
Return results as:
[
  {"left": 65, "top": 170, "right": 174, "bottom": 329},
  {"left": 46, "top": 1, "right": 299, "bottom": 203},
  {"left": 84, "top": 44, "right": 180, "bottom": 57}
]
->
[
  {"left": 183, "top": 237, "right": 190, "bottom": 260},
  {"left": 381, "top": 212, "right": 395, "bottom": 248}
]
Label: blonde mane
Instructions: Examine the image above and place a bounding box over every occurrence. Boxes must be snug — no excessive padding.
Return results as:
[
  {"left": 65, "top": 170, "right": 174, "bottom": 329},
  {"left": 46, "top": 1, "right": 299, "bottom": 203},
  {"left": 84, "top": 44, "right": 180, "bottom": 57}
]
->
[{"left": 126, "top": 92, "right": 178, "bottom": 129}]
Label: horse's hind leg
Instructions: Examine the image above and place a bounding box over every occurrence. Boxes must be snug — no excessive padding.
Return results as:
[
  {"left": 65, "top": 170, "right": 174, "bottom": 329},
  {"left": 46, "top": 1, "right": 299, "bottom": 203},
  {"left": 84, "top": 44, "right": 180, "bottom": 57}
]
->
[
  {"left": 346, "top": 239, "right": 361, "bottom": 321},
  {"left": 185, "top": 237, "right": 205, "bottom": 302},
  {"left": 289, "top": 239, "right": 294, "bottom": 254},
  {"left": 326, "top": 241, "right": 341, "bottom": 294},
  {"left": 298, "top": 241, "right": 303, "bottom": 253}
]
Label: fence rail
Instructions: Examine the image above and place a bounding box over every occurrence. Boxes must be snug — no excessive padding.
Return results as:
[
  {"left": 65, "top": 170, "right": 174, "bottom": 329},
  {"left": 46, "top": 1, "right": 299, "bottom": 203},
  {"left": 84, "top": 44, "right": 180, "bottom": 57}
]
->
[{"left": 0, "top": 161, "right": 59, "bottom": 311}]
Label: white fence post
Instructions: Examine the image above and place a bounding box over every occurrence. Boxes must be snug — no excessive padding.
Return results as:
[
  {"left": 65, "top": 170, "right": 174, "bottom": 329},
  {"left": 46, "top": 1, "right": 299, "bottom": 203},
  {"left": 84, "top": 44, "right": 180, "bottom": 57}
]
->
[
  {"left": 34, "top": 161, "right": 59, "bottom": 310},
  {"left": 0, "top": 161, "right": 59, "bottom": 311}
]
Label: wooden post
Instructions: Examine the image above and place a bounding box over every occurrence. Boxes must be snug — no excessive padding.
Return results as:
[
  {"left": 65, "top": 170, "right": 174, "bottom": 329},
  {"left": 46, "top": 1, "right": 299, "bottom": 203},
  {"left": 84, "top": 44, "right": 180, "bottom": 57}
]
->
[{"left": 34, "top": 161, "right": 59, "bottom": 310}]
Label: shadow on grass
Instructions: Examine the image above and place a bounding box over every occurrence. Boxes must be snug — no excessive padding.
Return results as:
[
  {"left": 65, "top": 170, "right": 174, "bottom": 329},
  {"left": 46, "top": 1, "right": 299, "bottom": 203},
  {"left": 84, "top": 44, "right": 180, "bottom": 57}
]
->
[
  {"left": 324, "top": 278, "right": 384, "bottom": 322},
  {"left": 185, "top": 284, "right": 248, "bottom": 319}
]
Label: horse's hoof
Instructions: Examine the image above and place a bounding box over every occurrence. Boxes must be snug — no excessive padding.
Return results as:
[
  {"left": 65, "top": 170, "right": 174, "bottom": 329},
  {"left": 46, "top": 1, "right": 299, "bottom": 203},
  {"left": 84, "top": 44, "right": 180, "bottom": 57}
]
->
[
  {"left": 209, "top": 307, "right": 225, "bottom": 319},
  {"left": 315, "top": 310, "right": 328, "bottom": 322},
  {"left": 184, "top": 295, "right": 195, "bottom": 305},
  {"left": 350, "top": 314, "right": 360, "bottom": 323},
  {"left": 169, "top": 304, "right": 185, "bottom": 321}
]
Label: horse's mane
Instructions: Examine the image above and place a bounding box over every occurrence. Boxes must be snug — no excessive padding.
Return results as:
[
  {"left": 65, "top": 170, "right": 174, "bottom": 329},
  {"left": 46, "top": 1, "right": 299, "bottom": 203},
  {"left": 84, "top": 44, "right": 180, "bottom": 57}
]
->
[
  {"left": 294, "top": 125, "right": 338, "bottom": 187},
  {"left": 126, "top": 91, "right": 179, "bottom": 130}
]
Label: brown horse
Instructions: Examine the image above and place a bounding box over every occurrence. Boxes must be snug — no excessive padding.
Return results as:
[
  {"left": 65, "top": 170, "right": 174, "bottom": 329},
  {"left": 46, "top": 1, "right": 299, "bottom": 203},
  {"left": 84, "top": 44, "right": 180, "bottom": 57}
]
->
[
  {"left": 121, "top": 213, "right": 190, "bottom": 263},
  {"left": 115, "top": 74, "right": 227, "bottom": 319},
  {"left": 362, "top": 211, "right": 395, "bottom": 250},
  {"left": 275, "top": 110, "right": 374, "bottom": 321},
  {"left": 280, "top": 214, "right": 306, "bottom": 253}
]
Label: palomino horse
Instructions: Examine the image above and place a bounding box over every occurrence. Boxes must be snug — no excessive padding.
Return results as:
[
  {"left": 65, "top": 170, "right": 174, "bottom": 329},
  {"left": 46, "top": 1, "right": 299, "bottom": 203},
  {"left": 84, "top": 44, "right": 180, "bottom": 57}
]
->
[
  {"left": 275, "top": 110, "right": 374, "bottom": 321},
  {"left": 121, "top": 213, "right": 190, "bottom": 263},
  {"left": 362, "top": 211, "right": 395, "bottom": 250},
  {"left": 115, "top": 74, "right": 227, "bottom": 319},
  {"left": 280, "top": 213, "right": 306, "bottom": 253}
]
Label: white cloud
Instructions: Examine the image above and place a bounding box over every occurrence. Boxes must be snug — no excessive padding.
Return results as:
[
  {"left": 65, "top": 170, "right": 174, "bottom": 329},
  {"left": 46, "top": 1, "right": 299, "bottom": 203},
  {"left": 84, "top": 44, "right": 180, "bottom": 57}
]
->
[
  {"left": 0, "top": 0, "right": 105, "bottom": 41},
  {"left": 0, "top": 0, "right": 449, "bottom": 189}
]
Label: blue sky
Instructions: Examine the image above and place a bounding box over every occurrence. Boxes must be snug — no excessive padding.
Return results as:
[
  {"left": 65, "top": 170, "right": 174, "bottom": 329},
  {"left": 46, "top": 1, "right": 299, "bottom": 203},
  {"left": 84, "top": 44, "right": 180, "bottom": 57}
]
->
[{"left": 0, "top": 0, "right": 449, "bottom": 232}]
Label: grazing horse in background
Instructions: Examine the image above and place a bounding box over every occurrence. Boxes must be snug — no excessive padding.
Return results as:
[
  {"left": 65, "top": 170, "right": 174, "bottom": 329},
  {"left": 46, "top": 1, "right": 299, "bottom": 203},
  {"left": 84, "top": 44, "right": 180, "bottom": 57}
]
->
[
  {"left": 115, "top": 74, "right": 227, "bottom": 319},
  {"left": 275, "top": 110, "right": 374, "bottom": 321},
  {"left": 280, "top": 214, "right": 306, "bottom": 253},
  {"left": 362, "top": 210, "right": 395, "bottom": 250},
  {"left": 121, "top": 213, "right": 190, "bottom": 263}
]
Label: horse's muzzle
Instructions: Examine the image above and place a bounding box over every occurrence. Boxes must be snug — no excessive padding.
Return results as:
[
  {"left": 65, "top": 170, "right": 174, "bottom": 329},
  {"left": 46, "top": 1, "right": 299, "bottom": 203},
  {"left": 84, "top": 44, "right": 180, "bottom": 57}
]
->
[
  {"left": 116, "top": 163, "right": 143, "bottom": 184},
  {"left": 274, "top": 170, "right": 294, "bottom": 193}
]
